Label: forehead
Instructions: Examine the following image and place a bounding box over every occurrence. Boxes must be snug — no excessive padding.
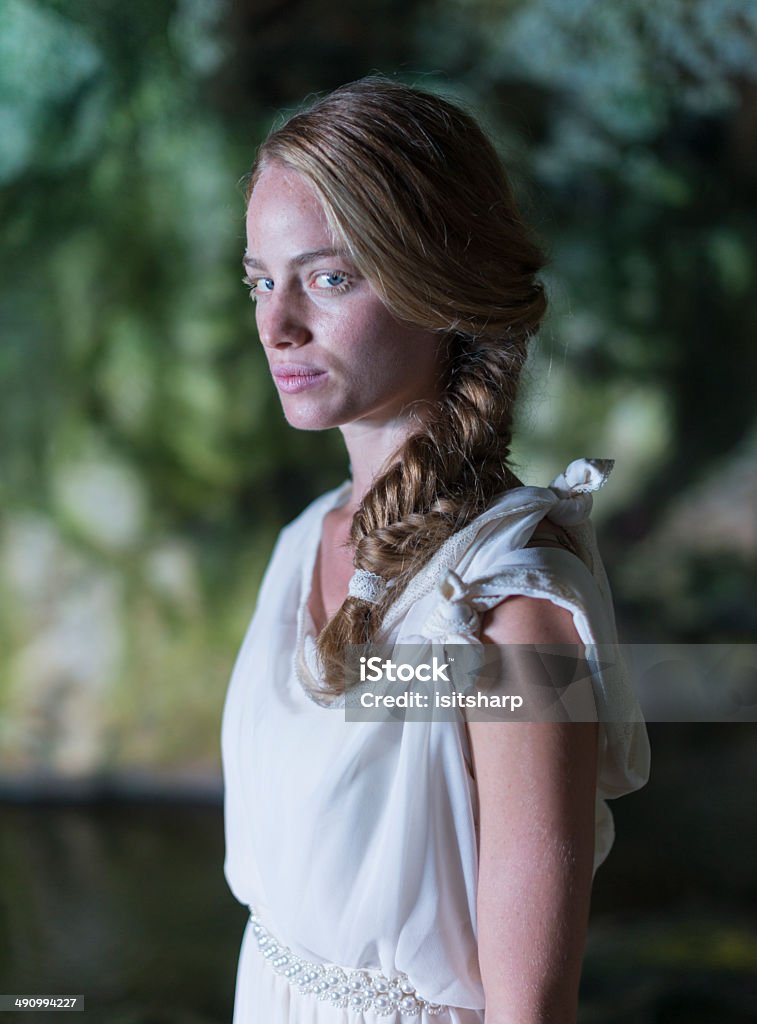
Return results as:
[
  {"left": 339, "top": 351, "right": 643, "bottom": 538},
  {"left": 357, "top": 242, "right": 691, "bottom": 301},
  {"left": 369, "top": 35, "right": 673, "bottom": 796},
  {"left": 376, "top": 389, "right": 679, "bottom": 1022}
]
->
[{"left": 245, "top": 163, "right": 336, "bottom": 249}]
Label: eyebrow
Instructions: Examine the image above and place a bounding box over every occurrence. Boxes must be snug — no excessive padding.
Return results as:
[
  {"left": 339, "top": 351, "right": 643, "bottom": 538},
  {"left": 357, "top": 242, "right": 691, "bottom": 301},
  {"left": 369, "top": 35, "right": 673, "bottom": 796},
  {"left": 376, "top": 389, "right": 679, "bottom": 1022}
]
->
[{"left": 242, "top": 247, "right": 353, "bottom": 272}]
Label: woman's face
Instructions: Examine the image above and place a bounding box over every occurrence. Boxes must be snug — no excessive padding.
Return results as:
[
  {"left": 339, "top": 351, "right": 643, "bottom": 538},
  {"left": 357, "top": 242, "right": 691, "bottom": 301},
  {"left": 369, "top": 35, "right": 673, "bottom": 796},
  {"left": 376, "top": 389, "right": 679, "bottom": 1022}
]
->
[{"left": 244, "top": 161, "right": 445, "bottom": 434}]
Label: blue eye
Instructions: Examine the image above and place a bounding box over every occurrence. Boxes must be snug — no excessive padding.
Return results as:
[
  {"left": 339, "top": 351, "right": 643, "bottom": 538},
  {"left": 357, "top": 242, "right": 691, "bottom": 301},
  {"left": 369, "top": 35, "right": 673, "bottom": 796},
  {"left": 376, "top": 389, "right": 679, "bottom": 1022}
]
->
[
  {"left": 313, "top": 271, "right": 349, "bottom": 290},
  {"left": 243, "top": 276, "right": 274, "bottom": 302}
]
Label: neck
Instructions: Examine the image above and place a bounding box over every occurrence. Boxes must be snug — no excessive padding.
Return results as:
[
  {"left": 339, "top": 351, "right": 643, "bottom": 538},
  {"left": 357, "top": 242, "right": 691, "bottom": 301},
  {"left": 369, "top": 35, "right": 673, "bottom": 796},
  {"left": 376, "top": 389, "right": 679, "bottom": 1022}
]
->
[{"left": 338, "top": 416, "right": 421, "bottom": 515}]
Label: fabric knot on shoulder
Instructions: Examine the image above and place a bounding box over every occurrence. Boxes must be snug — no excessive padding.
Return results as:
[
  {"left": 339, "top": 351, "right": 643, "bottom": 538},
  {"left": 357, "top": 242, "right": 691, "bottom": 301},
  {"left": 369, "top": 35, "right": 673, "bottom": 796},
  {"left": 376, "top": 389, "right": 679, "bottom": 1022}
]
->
[
  {"left": 546, "top": 458, "right": 615, "bottom": 526},
  {"left": 423, "top": 569, "right": 481, "bottom": 642}
]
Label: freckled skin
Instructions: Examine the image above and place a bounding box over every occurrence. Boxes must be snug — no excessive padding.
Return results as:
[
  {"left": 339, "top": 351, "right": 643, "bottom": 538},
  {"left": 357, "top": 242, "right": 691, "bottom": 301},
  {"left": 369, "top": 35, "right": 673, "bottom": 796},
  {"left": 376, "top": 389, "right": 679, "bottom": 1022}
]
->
[{"left": 245, "top": 164, "right": 446, "bottom": 447}]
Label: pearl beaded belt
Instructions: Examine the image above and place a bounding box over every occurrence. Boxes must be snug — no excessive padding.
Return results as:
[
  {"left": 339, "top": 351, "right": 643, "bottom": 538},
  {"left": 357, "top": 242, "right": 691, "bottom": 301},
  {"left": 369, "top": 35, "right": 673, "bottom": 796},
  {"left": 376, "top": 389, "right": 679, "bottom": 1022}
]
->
[{"left": 249, "top": 909, "right": 448, "bottom": 1016}]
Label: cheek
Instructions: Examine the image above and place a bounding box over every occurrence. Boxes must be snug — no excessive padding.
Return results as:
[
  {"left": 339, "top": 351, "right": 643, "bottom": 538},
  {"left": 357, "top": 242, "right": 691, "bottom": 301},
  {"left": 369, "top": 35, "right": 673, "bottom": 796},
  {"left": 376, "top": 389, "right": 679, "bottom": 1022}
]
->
[
  {"left": 331, "top": 302, "right": 436, "bottom": 379},
  {"left": 353, "top": 309, "right": 418, "bottom": 358},
  {"left": 354, "top": 331, "right": 412, "bottom": 379},
  {"left": 371, "top": 323, "right": 438, "bottom": 376}
]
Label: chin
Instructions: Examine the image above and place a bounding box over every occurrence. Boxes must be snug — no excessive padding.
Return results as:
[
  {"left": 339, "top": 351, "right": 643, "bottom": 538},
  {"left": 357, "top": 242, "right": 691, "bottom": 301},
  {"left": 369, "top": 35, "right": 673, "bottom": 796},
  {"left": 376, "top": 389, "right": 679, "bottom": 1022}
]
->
[
  {"left": 284, "top": 417, "right": 330, "bottom": 432},
  {"left": 281, "top": 404, "right": 342, "bottom": 432}
]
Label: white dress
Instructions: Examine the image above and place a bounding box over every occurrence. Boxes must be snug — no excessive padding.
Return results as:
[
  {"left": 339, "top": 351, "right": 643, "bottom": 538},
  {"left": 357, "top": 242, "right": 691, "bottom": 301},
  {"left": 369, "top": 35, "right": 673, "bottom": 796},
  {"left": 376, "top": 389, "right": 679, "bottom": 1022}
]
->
[{"left": 222, "top": 458, "right": 650, "bottom": 1023}]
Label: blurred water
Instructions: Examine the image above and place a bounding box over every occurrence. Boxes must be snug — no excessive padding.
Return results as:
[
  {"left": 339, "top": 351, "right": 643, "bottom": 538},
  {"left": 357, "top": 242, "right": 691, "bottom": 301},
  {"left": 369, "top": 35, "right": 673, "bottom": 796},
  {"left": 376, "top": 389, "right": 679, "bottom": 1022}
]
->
[
  {"left": 0, "top": 726, "right": 755, "bottom": 1023},
  {"left": 0, "top": 801, "right": 243, "bottom": 1023}
]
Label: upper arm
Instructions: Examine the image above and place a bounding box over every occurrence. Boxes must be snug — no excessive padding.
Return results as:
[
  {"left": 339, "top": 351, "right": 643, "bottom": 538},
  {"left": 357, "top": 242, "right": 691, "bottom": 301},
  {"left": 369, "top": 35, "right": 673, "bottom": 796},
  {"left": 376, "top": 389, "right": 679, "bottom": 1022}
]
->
[{"left": 468, "top": 596, "right": 599, "bottom": 1022}]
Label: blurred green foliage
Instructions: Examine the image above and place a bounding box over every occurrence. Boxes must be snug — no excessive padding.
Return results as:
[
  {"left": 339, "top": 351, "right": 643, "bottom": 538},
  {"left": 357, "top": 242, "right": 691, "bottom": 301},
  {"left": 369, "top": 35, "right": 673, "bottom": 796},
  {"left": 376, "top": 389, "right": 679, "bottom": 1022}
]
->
[{"left": 1, "top": 0, "right": 755, "bottom": 778}]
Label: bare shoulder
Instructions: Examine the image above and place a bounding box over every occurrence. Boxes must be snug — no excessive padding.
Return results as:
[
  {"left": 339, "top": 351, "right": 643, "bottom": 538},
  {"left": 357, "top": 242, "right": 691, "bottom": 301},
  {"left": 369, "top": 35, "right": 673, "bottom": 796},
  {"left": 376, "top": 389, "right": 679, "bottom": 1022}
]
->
[{"left": 479, "top": 591, "right": 582, "bottom": 647}]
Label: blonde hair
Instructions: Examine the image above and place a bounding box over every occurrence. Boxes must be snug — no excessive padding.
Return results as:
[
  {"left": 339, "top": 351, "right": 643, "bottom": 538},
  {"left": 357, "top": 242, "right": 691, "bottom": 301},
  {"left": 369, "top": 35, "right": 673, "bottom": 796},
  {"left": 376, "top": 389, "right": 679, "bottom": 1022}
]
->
[{"left": 247, "top": 76, "right": 548, "bottom": 695}]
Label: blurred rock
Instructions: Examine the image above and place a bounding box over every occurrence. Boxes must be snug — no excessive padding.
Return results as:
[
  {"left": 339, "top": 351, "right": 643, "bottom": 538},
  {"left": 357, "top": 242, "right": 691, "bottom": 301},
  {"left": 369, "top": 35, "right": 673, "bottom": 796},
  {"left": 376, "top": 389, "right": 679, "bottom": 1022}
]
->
[
  {"left": 52, "top": 454, "right": 148, "bottom": 553},
  {"left": 1, "top": 513, "right": 124, "bottom": 776}
]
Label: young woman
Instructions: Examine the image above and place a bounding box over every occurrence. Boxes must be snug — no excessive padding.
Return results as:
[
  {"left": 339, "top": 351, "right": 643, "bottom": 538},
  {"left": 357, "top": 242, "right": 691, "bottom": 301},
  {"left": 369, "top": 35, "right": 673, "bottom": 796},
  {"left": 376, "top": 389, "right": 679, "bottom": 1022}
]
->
[{"left": 222, "top": 77, "right": 650, "bottom": 1024}]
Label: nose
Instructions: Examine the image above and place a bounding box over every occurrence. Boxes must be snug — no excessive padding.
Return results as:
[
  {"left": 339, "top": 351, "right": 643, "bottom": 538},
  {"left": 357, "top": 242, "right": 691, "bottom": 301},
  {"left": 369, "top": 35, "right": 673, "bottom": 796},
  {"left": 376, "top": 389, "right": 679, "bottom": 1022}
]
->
[{"left": 256, "top": 287, "right": 312, "bottom": 349}]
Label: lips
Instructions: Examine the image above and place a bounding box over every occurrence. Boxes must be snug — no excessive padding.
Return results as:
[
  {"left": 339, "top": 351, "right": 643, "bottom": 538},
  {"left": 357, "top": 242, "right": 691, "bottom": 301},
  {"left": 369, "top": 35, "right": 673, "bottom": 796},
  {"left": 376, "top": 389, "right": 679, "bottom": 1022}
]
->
[
  {"left": 271, "top": 364, "right": 326, "bottom": 378},
  {"left": 271, "top": 365, "right": 328, "bottom": 394}
]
